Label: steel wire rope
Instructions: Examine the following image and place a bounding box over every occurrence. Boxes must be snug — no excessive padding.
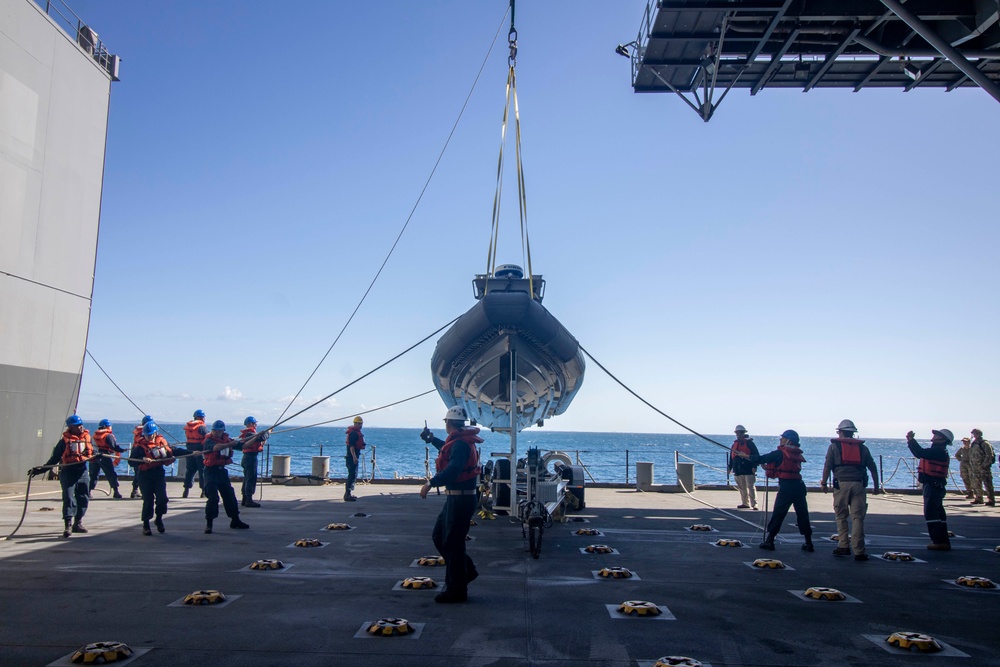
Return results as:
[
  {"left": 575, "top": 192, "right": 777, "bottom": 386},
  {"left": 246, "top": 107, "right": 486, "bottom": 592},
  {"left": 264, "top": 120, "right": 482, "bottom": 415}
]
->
[
  {"left": 269, "top": 389, "right": 436, "bottom": 436},
  {"left": 273, "top": 8, "right": 511, "bottom": 427},
  {"left": 676, "top": 452, "right": 728, "bottom": 475},
  {"left": 84, "top": 350, "right": 184, "bottom": 444},
  {"left": 578, "top": 344, "right": 729, "bottom": 451},
  {"left": 267, "top": 316, "right": 460, "bottom": 432}
]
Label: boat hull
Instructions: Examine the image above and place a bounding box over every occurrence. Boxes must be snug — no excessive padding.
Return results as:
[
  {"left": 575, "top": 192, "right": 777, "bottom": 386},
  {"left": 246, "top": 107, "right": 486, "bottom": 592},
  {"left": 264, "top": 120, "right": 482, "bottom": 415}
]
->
[{"left": 431, "top": 291, "right": 584, "bottom": 432}]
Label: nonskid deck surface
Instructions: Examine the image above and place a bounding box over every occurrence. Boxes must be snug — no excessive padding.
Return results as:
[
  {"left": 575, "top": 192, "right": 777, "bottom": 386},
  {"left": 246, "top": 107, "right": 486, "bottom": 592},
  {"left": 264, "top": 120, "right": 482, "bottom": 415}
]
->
[{"left": 1, "top": 483, "right": 998, "bottom": 666}]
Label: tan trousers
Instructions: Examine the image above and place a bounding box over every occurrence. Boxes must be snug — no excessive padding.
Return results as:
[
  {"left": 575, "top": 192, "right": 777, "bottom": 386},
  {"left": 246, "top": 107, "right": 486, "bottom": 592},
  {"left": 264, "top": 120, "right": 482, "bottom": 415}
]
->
[
  {"left": 735, "top": 474, "right": 757, "bottom": 507},
  {"left": 832, "top": 480, "right": 868, "bottom": 555}
]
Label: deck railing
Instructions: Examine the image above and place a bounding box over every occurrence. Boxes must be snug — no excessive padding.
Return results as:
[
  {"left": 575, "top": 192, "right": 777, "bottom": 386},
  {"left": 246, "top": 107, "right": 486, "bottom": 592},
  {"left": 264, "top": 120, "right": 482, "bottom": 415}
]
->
[{"left": 33, "top": 0, "right": 120, "bottom": 80}]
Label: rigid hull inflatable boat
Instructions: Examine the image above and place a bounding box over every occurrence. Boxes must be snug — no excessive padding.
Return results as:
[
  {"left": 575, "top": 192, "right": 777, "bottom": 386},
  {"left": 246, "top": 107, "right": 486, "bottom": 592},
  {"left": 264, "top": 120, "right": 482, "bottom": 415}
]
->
[{"left": 430, "top": 265, "right": 585, "bottom": 434}]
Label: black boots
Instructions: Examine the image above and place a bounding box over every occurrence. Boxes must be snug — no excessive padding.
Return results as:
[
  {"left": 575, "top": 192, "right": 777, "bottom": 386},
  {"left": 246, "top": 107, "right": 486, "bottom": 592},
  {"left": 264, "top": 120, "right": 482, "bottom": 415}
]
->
[
  {"left": 154, "top": 515, "right": 165, "bottom": 533},
  {"left": 205, "top": 520, "right": 213, "bottom": 534},
  {"left": 71, "top": 521, "right": 87, "bottom": 534},
  {"left": 230, "top": 518, "right": 250, "bottom": 530},
  {"left": 759, "top": 532, "right": 776, "bottom": 550},
  {"left": 142, "top": 521, "right": 152, "bottom": 536},
  {"left": 62, "top": 520, "right": 71, "bottom": 538},
  {"left": 182, "top": 487, "right": 189, "bottom": 498},
  {"left": 241, "top": 497, "right": 261, "bottom": 508},
  {"left": 434, "top": 589, "right": 468, "bottom": 603}
]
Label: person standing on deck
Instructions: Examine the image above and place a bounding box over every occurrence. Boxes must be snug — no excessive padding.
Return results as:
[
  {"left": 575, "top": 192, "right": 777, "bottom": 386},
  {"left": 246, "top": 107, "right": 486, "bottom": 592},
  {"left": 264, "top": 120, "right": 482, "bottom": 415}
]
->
[
  {"left": 182, "top": 409, "right": 208, "bottom": 498},
  {"left": 344, "top": 416, "right": 366, "bottom": 502},
  {"left": 821, "top": 419, "right": 881, "bottom": 561},
  {"left": 905, "top": 428, "right": 953, "bottom": 550},
  {"left": 738, "top": 429, "right": 814, "bottom": 552},
  {"left": 89, "top": 419, "right": 126, "bottom": 499},
  {"left": 955, "top": 437, "right": 974, "bottom": 499},
  {"left": 419, "top": 406, "right": 482, "bottom": 603},
  {"left": 728, "top": 425, "right": 759, "bottom": 509},
  {"left": 968, "top": 428, "right": 996, "bottom": 506},
  {"left": 239, "top": 416, "right": 265, "bottom": 507},
  {"left": 132, "top": 421, "right": 189, "bottom": 536},
  {"left": 128, "top": 415, "right": 153, "bottom": 499},
  {"left": 30, "top": 415, "right": 94, "bottom": 538},
  {"left": 202, "top": 420, "right": 250, "bottom": 534}
]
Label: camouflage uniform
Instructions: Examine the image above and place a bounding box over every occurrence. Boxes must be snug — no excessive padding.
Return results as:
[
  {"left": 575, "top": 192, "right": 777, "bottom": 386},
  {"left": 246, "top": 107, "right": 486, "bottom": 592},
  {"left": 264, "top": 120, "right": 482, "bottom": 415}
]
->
[
  {"left": 969, "top": 435, "right": 995, "bottom": 505},
  {"left": 954, "top": 442, "right": 973, "bottom": 499}
]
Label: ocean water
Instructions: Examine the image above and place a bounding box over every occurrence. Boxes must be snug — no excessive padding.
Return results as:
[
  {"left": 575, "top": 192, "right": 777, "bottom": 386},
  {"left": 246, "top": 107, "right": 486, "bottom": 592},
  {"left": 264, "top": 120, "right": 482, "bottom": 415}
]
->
[{"left": 82, "top": 422, "right": 940, "bottom": 489}]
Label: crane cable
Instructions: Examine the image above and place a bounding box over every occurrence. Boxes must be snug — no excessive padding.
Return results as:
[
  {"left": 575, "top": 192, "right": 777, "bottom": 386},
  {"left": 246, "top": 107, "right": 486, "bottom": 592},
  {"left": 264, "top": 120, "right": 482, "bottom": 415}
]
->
[
  {"left": 579, "top": 343, "right": 729, "bottom": 451},
  {"left": 274, "top": 7, "right": 512, "bottom": 426},
  {"left": 486, "top": 0, "right": 533, "bottom": 297}
]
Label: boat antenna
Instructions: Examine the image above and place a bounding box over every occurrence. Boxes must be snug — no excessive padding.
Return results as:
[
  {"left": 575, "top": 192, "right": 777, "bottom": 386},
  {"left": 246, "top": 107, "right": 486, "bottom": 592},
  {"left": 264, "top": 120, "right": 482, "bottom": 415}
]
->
[{"left": 486, "top": 0, "right": 534, "bottom": 298}]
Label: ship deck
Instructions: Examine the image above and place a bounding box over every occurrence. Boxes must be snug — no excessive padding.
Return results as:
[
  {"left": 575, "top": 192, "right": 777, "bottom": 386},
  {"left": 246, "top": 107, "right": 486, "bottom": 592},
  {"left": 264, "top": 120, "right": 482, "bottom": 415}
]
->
[{"left": 1, "top": 480, "right": 998, "bottom": 666}]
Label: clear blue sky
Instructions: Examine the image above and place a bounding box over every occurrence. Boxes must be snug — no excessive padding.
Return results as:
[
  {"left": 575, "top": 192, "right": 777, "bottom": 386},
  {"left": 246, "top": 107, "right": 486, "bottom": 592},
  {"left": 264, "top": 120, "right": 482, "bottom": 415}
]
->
[{"left": 73, "top": 1, "right": 999, "bottom": 440}]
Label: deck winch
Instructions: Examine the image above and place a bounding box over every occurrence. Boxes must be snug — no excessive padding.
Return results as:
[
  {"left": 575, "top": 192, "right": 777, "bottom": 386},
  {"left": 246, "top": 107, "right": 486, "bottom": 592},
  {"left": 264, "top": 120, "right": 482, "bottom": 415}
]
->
[{"left": 70, "top": 641, "right": 133, "bottom": 664}]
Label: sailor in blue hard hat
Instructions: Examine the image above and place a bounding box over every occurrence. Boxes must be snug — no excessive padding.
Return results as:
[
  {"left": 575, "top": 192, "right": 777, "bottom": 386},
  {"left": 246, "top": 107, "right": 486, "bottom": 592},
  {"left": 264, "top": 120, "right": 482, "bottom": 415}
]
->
[
  {"left": 239, "top": 416, "right": 266, "bottom": 508},
  {"left": 201, "top": 420, "right": 249, "bottom": 533},
  {"left": 182, "top": 409, "right": 209, "bottom": 498},
  {"left": 90, "top": 418, "right": 126, "bottom": 499},
  {"left": 735, "top": 428, "right": 814, "bottom": 552},
  {"left": 30, "top": 415, "right": 95, "bottom": 537}
]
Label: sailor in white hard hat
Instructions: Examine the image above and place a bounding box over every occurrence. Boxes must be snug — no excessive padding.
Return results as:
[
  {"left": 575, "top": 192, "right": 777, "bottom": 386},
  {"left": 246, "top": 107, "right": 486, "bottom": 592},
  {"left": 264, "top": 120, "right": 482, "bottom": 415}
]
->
[{"left": 419, "top": 406, "right": 483, "bottom": 603}]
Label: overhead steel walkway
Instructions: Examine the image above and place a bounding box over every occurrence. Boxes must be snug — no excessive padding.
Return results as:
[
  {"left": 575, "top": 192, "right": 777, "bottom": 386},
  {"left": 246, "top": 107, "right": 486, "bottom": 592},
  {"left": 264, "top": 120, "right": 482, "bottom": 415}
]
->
[{"left": 622, "top": 0, "right": 1000, "bottom": 120}]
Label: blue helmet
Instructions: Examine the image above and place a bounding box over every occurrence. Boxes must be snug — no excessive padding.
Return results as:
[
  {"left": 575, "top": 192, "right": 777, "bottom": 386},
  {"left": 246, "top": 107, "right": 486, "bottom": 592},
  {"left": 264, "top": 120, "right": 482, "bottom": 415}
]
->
[
  {"left": 244, "top": 416, "right": 257, "bottom": 426},
  {"left": 141, "top": 415, "right": 154, "bottom": 425},
  {"left": 98, "top": 419, "right": 112, "bottom": 429},
  {"left": 65, "top": 415, "right": 83, "bottom": 427},
  {"left": 212, "top": 420, "right": 226, "bottom": 432},
  {"left": 780, "top": 429, "right": 800, "bottom": 444},
  {"left": 193, "top": 409, "right": 206, "bottom": 420},
  {"left": 142, "top": 421, "right": 158, "bottom": 437}
]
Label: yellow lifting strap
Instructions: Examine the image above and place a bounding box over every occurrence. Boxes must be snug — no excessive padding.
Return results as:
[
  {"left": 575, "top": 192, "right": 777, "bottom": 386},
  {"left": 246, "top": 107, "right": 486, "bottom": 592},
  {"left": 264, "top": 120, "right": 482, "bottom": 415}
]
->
[{"left": 485, "top": 10, "right": 533, "bottom": 298}]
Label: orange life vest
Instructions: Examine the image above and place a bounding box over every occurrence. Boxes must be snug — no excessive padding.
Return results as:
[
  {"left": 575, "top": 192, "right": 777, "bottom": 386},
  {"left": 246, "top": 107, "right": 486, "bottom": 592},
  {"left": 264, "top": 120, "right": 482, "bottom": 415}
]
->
[
  {"left": 203, "top": 432, "right": 234, "bottom": 467},
  {"left": 184, "top": 419, "right": 207, "bottom": 446},
  {"left": 240, "top": 426, "right": 263, "bottom": 454},
  {"left": 132, "top": 425, "right": 143, "bottom": 445},
  {"left": 134, "top": 435, "right": 174, "bottom": 472},
  {"left": 731, "top": 440, "right": 753, "bottom": 459},
  {"left": 435, "top": 428, "right": 483, "bottom": 483},
  {"left": 61, "top": 429, "right": 93, "bottom": 465},
  {"left": 832, "top": 437, "right": 864, "bottom": 466},
  {"left": 345, "top": 424, "right": 366, "bottom": 451},
  {"left": 764, "top": 444, "right": 805, "bottom": 480},
  {"left": 93, "top": 427, "right": 116, "bottom": 454},
  {"left": 918, "top": 456, "right": 949, "bottom": 479}
]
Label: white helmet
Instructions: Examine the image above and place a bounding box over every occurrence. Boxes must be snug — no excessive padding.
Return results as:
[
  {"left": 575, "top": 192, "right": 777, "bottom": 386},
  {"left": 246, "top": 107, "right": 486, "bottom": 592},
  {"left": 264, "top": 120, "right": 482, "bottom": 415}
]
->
[
  {"left": 837, "top": 419, "right": 857, "bottom": 433},
  {"left": 734, "top": 425, "right": 747, "bottom": 433},
  {"left": 444, "top": 406, "right": 468, "bottom": 423}
]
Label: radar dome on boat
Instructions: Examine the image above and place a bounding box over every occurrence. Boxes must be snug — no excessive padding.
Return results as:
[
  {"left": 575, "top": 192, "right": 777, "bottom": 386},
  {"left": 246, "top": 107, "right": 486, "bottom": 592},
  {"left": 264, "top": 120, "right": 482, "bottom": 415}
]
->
[{"left": 494, "top": 264, "right": 524, "bottom": 279}]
